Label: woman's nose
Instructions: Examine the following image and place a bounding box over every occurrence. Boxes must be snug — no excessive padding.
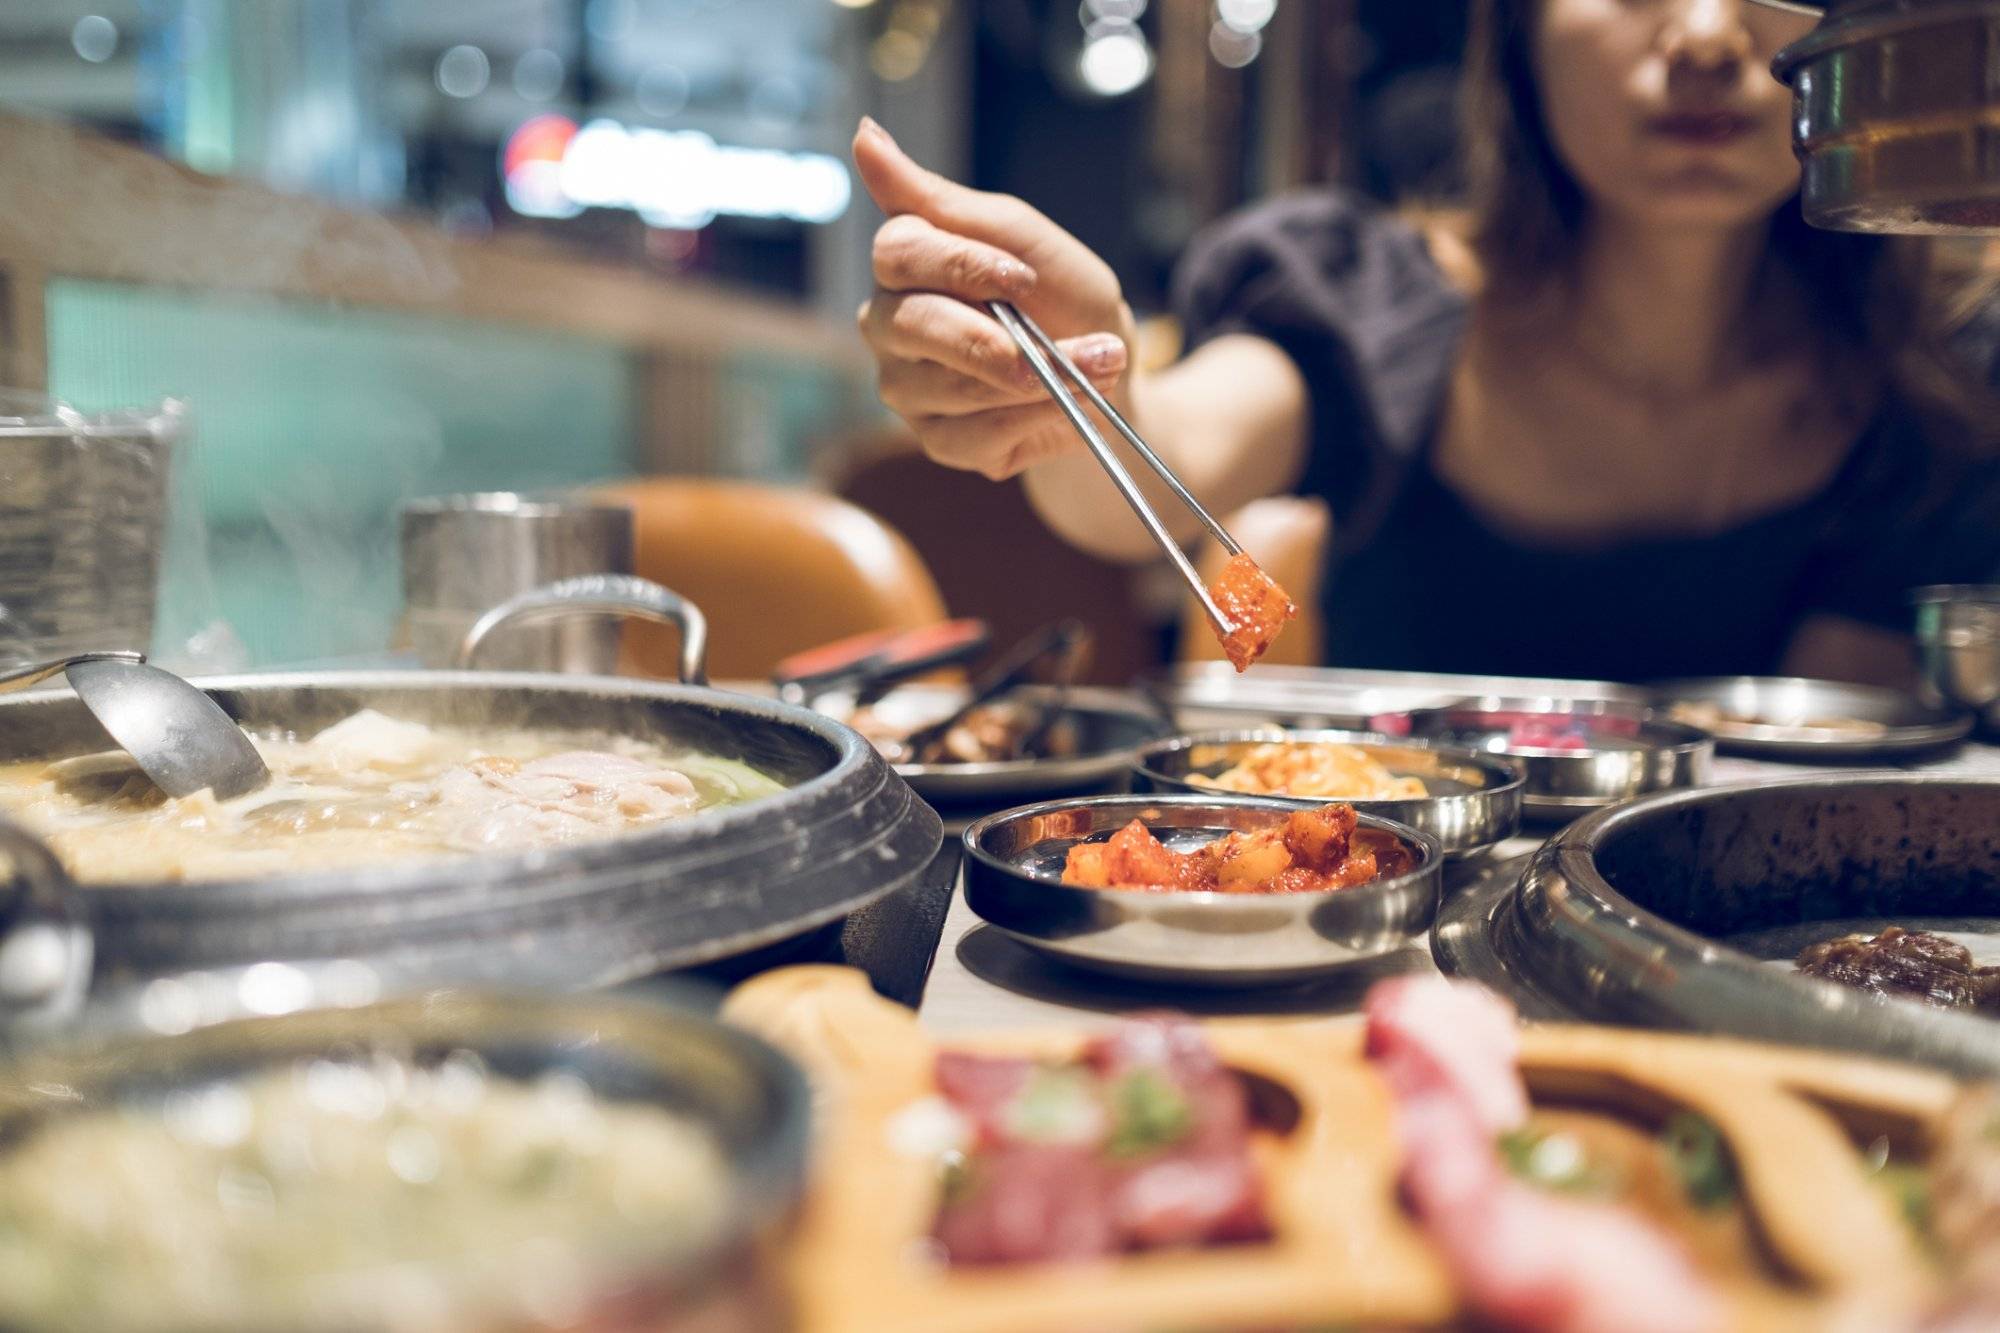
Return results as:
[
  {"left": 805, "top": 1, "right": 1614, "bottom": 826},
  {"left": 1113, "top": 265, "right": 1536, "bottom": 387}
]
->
[{"left": 1660, "top": 0, "right": 1755, "bottom": 71}]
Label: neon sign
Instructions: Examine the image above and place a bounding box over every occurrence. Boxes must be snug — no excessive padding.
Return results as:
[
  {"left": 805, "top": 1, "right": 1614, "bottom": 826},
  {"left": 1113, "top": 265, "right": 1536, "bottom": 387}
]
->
[{"left": 502, "top": 115, "right": 852, "bottom": 228}]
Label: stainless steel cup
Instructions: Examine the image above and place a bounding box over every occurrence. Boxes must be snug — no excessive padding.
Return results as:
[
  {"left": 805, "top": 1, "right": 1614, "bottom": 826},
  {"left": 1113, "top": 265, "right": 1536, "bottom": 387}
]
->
[
  {"left": 1914, "top": 584, "right": 2000, "bottom": 732},
  {"left": 0, "top": 398, "right": 179, "bottom": 667},
  {"left": 398, "top": 492, "right": 635, "bottom": 673}
]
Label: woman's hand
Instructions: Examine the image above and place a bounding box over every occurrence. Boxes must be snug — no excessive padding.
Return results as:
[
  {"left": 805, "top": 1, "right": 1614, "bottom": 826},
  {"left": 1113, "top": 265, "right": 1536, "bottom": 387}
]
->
[{"left": 853, "top": 117, "right": 1138, "bottom": 481}]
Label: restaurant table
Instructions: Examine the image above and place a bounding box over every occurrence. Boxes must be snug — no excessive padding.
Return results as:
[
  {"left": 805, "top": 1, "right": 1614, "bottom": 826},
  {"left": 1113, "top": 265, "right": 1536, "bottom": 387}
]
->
[{"left": 906, "top": 737, "right": 2000, "bottom": 1035}]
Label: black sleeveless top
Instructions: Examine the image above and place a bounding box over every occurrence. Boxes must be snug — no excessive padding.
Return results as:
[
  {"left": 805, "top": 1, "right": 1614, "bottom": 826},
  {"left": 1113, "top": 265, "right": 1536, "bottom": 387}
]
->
[{"left": 1173, "top": 191, "right": 2000, "bottom": 680}]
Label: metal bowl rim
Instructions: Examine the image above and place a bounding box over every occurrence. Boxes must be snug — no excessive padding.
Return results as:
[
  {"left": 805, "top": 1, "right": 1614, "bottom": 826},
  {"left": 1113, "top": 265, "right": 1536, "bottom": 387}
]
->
[
  {"left": 961, "top": 791, "right": 1442, "bottom": 911},
  {"left": 1913, "top": 584, "right": 2000, "bottom": 608},
  {"left": 1541, "top": 774, "right": 2000, "bottom": 959},
  {"left": 1128, "top": 727, "right": 1527, "bottom": 800},
  {"left": 1773, "top": 0, "right": 1997, "bottom": 77},
  {"left": 1554, "top": 771, "right": 2000, "bottom": 848}
]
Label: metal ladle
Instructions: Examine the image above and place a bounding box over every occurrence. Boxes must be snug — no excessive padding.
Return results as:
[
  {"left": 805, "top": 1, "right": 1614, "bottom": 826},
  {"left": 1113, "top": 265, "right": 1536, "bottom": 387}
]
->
[{"left": 0, "top": 652, "right": 270, "bottom": 800}]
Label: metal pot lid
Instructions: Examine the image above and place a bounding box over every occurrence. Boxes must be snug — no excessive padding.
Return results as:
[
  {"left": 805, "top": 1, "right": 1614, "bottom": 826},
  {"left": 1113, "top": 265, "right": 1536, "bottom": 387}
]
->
[{"left": 0, "top": 671, "right": 942, "bottom": 992}]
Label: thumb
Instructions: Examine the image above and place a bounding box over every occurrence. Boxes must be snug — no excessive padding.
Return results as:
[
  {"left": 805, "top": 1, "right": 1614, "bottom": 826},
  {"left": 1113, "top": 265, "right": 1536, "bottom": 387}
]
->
[{"left": 853, "top": 116, "right": 942, "bottom": 218}]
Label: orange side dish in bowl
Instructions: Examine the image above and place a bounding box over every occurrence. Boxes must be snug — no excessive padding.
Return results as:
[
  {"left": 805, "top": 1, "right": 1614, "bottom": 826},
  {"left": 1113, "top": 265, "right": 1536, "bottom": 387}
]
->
[
  {"left": 1207, "top": 554, "right": 1296, "bottom": 672},
  {"left": 1060, "top": 802, "right": 1412, "bottom": 895}
]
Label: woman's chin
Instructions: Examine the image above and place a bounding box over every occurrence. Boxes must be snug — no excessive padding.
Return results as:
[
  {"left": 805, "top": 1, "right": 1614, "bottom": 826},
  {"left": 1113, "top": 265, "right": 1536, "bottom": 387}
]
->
[{"left": 1603, "top": 170, "right": 1797, "bottom": 230}]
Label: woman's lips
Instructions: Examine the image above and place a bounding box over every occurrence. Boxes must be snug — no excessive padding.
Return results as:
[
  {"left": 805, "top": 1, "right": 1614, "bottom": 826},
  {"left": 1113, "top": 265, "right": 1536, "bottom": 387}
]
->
[{"left": 1646, "top": 110, "right": 1757, "bottom": 145}]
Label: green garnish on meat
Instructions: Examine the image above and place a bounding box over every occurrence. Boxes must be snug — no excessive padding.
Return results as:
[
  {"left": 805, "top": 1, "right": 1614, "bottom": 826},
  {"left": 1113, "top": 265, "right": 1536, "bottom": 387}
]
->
[
  {"left": 1004, "top": 1067, "right": 1106, "bottom": 1145},
  {"left": 939, "top": 1151, "right": 976, "bottom": 1206},
  {"left": 1873, "top": 1162, "right": 1931, "bottom": 1236},
  {"left": 1498, "top": 1127, "right": 1622, "bottom": 1197},
  {"left": 1661, "top": 1113, "right": 1738, "bottom": 1210},
  {"left": 1106, "top": 1069, "right": 1193, "bottom": 1159}
]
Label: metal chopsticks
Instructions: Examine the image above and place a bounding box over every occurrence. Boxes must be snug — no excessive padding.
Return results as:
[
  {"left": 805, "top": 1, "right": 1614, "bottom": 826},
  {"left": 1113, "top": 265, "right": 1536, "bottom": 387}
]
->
[{"left": 986, "top": 300, "right": 1242, "bottom": 630}]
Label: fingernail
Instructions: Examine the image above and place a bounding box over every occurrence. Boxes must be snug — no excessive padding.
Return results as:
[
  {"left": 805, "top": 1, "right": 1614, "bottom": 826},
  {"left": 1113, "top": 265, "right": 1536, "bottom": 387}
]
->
[
  {"left": 1073, "top": 335, "right": 1127, "bottom": 376},
  {"left": 994, "top": 259, "right": 1036, "bottom": 294},
  {"left": 859, "top": 115, "right": 894, "bottom": 146}
]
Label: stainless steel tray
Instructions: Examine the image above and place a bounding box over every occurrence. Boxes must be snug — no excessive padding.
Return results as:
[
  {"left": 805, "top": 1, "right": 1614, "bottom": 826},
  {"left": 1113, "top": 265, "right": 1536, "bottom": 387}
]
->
[
  {"left": 1130, "top": 728, "right": 1522, "bottom": 859},
  {"left": 1433, "top": 776, "right": 2000, "bottom": 1079},
  {"left": 1650, "top": 675, "right": 1972, "bottom": 759},
  {"left": 962, "top": 794, "right": 1441, "bottom": 987},
  {"left": 1145, "top": 663, "right": 1645, "bottom": 731}
]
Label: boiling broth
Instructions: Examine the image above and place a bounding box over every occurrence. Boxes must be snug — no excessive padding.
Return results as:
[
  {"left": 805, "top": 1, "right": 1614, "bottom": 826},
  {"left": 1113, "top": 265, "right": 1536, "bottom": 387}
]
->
[{"left": 0, "top": 710, "right": 786, "bottom": 883}]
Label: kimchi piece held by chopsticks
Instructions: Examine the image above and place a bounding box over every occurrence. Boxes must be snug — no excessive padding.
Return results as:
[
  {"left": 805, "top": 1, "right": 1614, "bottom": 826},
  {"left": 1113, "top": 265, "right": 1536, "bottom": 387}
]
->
[
  {"left": 1060, "top": 802, "right": 1410, "bottom": 894},
  {"left": 1207, "top": 554, "right": 1297, "bottom": 672}
]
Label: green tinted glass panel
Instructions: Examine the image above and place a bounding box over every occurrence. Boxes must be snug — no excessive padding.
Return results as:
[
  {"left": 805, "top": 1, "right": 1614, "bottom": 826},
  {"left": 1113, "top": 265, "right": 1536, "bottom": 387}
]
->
[
  {"left": 44, "top": 279, "right": 637, "bottom": 666},
  {"left": 716, "top": 349, "right": 874, "bottom": 480}
]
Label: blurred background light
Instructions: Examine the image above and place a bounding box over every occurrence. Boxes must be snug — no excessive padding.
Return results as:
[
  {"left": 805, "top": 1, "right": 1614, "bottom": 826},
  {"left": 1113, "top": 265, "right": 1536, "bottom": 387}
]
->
[
  {"left": 1078, "top": 25, "right": 1153, "bottom": 97},
  {"left": 503, "top": 116, "right": 851, "bottom": 227},
  {"left": 1208, "top": 21, "right": 1260, "bottom": 68},
  {"left": 435, "top": 45, "right": 490, "bottom": 99},
  {"left": 749, "top": 74, "right": 807, "bottom": 127},
  {"left": 635, "top": 65, "right": 692, "bottom": 119},
  {"left": 1215, "top": 0, "right": 1276, "bottom": 35},
  {"left": 511, "top": 49, "right": 565, "bottom": 103},
  {"left": 585, "top": 0, "right": 637, "bottom": 42},
  {"left": 70, "top": 14, "right": 117, "bottom": 63},
  {"left": 871, "top": 30, "right": 926, "bottom": 82}
]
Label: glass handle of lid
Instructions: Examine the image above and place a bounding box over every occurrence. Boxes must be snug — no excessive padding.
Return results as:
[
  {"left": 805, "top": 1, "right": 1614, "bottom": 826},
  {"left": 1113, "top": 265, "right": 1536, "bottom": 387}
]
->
[
  {"left": 0, "top": 814, "right": 91, "bottom": 1038},
  {"left": 455, "top": 574, "right": 710, "bottom": 685}
]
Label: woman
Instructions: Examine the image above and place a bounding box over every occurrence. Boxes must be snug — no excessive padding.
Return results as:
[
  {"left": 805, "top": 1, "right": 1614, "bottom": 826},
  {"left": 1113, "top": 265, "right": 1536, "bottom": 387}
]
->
[{"left": 853, "top": 0, "right": 2000, "bottom": 684}]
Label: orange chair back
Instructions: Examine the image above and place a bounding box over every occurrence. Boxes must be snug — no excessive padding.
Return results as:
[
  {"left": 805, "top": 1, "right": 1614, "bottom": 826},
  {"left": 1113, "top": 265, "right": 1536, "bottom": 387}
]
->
[
  {"left": 1177, "top": 496, "right": 1329, "bottom": 667},
  {"left": 594, "top": 479, "right": 949, "bottom": 681},
  {"left": 833, "top": 436, "right": 1160, "bottom": 686}
]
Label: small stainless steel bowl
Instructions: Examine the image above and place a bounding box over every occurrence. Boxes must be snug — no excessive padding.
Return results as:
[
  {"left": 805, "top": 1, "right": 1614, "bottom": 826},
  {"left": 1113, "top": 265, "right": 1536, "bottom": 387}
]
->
[
  {"left": 1129, "top": 729, "right": 1522, "bottom": 859},
  {"left": 1404, "top": 697, "right": 1711, "bottom": 820},
  {"left": 0, "top": 970, "right": 808, "bottom": 1333},
  {"left": 1914, "top": 585, "right": 2000, "bottom": 733},
  {"left": 961, "top": 794, "right": 1441, "bottom": 987}
]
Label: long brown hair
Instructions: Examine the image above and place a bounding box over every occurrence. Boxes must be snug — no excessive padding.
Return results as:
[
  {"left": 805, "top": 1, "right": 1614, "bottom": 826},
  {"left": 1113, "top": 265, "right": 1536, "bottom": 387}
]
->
[{"left": 1460, "top": 0, "right": 1998, "bottom": 446}]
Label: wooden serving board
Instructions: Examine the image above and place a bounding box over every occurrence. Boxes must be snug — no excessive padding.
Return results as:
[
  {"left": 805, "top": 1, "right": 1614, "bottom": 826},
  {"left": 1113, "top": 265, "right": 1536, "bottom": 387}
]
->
[{"left": 723, "top": 966, "right": 1963, "bottom": 1333}]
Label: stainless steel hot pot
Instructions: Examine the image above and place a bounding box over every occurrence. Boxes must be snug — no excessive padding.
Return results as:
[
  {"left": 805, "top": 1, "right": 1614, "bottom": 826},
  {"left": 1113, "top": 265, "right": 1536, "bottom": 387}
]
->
[
  {"left": 0, "top": 667, "right": 942, "bottom": 1005},
  {"left": 1435, "top": 775, "right": 2000, "bottom": 1078}
]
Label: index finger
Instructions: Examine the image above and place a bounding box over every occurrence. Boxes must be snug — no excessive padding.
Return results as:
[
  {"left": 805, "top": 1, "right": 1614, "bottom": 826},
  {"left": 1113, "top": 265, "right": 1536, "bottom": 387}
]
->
[{"left": 853, "top": 119, "right": 1077, "bottom": 272}]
